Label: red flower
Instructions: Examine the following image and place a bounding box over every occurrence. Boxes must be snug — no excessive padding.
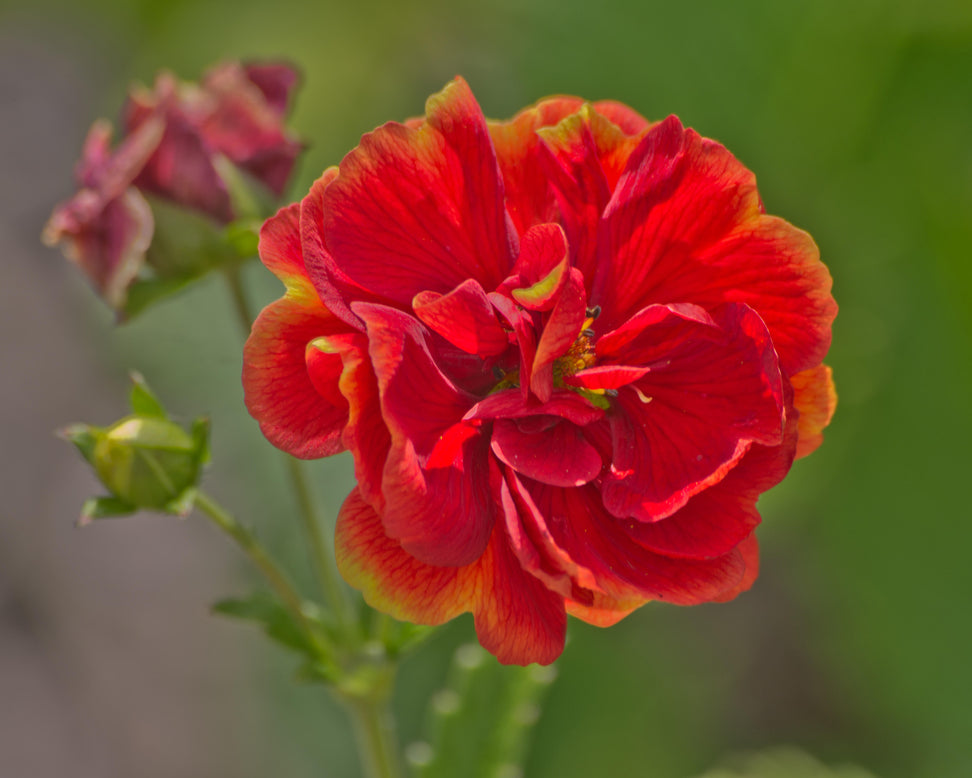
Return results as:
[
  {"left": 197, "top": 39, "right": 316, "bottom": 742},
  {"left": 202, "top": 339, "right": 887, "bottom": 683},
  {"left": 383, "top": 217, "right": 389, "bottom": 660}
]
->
[
  {"left": 42, "top": 119, "right": 159, "bottom": 310},
  {"left": 45, "top": 61, "right": 302, "bottom": 311},
  {"left": 123, "top": 61, "right": 302, "bottom": 223},
  {"left": 243, "top": 78, "right": 837, "bottom": 665}
]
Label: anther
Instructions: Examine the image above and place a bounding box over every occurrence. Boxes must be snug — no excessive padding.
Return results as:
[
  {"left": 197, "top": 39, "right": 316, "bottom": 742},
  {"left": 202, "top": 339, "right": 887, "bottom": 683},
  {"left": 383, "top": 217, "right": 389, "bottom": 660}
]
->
[
  {"left": 582, "top": 328, "right": 595, "bottom": 338},
  {"left": 586, "top": 305, "right": 601, "bottom": 319}
]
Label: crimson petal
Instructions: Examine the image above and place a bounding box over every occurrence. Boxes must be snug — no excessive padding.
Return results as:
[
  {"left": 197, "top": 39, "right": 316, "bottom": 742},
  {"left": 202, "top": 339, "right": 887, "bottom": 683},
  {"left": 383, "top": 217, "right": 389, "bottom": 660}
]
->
[{"left": 322, "top": 78, "right": 516, "bottom": 306}]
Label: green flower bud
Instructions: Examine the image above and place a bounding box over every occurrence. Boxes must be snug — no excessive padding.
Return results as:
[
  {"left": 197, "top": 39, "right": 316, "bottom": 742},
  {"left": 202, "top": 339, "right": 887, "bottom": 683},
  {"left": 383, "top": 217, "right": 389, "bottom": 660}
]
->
[{"left": 61, "top": 373, "right": 209, "bottom": 523}]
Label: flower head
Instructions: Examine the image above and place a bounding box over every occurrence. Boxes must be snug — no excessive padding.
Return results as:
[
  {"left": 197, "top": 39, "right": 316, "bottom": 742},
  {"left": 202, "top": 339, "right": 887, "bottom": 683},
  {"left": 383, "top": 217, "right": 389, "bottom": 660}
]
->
[
  {"left": 243, "top": 78, "right": 837, "bottom": 665},
  {"left": 44, "top": 61, "right": 302, "bottom": 312}
]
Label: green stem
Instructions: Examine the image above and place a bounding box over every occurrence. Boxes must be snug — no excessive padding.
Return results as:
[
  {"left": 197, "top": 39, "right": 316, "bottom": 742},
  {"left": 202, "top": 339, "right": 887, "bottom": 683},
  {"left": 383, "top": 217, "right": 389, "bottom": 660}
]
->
[
  {"left": 193, "top": 489, "right": 327, "bottom": 655},
  {"left": 347, "top": 691, "right": 404, "bottom": 778},
  {"left": 284, "top": 454, "right": 355, "bottom": 638},
  {"left": 222, "top": 264, "right": 354, "bottom": 639}
]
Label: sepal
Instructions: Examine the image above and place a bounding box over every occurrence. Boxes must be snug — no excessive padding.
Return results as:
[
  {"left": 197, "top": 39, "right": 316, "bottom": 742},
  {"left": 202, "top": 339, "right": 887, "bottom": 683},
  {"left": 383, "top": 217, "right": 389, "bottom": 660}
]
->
[{"left": 61, "top": 373, "right": 210, "bottom": 519}]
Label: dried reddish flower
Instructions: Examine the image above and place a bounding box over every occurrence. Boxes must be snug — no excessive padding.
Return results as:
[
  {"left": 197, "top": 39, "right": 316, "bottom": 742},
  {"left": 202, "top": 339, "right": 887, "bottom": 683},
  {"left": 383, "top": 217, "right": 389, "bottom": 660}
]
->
[
  {"left": 243, "top": 78, "right": 837, "bottom": 665},
  {"left": 45, "top": 61, "right": 301, "bottom": 311},
  {"left": 42, "top": 119, "right": 159, "bottom": 310},
  {"left": 123, "top": 61, "right": 302, "bottom": 223}
]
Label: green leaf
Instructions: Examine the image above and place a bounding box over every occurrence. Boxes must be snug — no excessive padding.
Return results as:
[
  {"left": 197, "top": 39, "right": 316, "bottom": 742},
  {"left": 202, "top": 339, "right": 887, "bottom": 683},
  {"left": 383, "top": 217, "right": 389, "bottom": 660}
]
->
[
  {"left": 60, "top": 423, "right": 102, "bottom": 465},
  {"left": 121, "top": 275, "right": 197, "bottom": 321},
  {"left": 79, "top": 495, "right": 136, "bottom": 526},
  {"left": 212, "top": 591, "right": 329, "bottom": 669},
  {"left": 128, "top": 372, "right": 167, "bottom": 418}
]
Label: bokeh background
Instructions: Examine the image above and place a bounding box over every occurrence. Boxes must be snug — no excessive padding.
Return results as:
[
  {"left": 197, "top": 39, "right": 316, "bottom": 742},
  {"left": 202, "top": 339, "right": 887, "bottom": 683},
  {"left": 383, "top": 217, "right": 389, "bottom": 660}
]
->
[{"left": 2, "top": 0, "right": 970, "bottom": 776}]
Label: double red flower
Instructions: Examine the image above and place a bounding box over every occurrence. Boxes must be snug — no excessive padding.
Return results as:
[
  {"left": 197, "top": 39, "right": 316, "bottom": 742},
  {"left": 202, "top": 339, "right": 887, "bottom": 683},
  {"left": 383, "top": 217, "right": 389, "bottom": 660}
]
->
[{"left": 243, "top": 78, "right": 836, "bottom": 665}]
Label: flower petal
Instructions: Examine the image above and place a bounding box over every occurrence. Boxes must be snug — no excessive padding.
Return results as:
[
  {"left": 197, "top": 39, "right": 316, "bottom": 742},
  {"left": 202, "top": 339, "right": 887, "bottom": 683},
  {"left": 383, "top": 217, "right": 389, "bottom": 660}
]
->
[
  {"left": 531, "top": 268, "right": 588, "bottom": 401},
  {"left": 791, "top": 363, "right": 837, "bottom": 458},
  {"left": 625, "top": 402, "right": 798, "bottom": 559},
  {"left": 538, "top": 106, "right": 645, "bottom": 286},
  {"left": 491, "top": 417, "right": 602, "bottom": 487},
  {"left": 243, "top": 205, "right": 352, "bottom": 458},
  {"left": 598, "top": 303, "right": 784, "bottom": 521},
  {"left": 593, "top": 115, "right": 835, "bottom": 375},
  {"left": 336, "top": 487, "right": 566, "bottom": 665},
  {"left": 413, "top": 279, "right": 509, "bottom": 358},
  {"left": 528, "top": 482, "right": 747, "bottom": 604},
  {"left": 322, "top": 77, "right": 516, "bottom": 306},
  {"left": 314, "top": 331, "right": 389, "bottom": 510},
  {"left": 355, "top": 302, "right": 494, "bottom": 566},
  {"left": 466, "top": 388, "right": 605, "bottom": 427}
]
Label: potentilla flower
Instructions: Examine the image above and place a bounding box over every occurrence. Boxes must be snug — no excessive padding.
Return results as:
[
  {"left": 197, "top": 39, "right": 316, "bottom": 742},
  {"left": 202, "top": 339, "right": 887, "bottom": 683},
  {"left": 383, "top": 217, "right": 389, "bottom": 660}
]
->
[
  {"left": 42, "top": 119, "right": 160, "bottom": 310},
  {"left": 45, "top": 61, "right": 302, "bottom": 313},
  {"left": 243, "top": 78, "right": 837, "bottom": 665},
  {"left": 123, "top": 61, "right": 303, "bottom": 223}
]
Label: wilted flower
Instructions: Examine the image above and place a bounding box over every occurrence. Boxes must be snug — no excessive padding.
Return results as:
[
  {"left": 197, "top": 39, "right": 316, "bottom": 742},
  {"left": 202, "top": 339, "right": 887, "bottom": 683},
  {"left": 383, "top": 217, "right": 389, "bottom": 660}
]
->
[
  {"left": 243, "top": 78, "right": 837, "bottom": 665},
  {"left": 44, "top": 61, "right": 301, "bottom": 312},
  {"left": 123, "top": 61, "right": 302, "bottom": 223},
  {"left": 42, "top": 119, "right": 159, "bottom": 310}
]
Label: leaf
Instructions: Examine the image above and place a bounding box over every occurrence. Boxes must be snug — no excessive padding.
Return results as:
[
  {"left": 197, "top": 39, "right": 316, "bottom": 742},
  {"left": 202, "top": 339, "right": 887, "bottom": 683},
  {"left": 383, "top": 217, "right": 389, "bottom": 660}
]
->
[
  {"left": 211, "top": 592, "right": 337, "bottom": 684},
  {"left": 78, "top": 495, "right": 136, "bottom": 526},
  {"left": 128, "top": 372, "right": 166, "bottom": 418}
]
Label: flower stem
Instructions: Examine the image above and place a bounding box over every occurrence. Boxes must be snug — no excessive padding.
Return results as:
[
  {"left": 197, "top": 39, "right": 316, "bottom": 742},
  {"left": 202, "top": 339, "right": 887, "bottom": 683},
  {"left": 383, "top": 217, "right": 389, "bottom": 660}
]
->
[
  {"left": 222, "top": 263, "right": 354, "bottom": 640},
  {"left": 347, "top": 691, "right": 404, "bottom": 778},
  {"left": 283, "top": 453, "right": 355, "bottom": 640},
  {"left": 193, "top": 489, "right": 327, "bottom": 654}
]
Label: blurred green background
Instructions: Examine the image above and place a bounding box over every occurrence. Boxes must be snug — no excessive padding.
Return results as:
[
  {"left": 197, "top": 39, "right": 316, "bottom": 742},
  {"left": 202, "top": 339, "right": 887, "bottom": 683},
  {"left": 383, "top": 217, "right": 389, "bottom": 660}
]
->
[{"left": 2, "top": 0, "right": 970, "bottom": 776}]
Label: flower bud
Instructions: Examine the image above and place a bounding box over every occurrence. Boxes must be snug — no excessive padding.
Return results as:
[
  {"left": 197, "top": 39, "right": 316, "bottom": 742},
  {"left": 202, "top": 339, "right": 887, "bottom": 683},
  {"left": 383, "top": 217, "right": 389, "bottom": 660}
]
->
[{"left": 61, "top": 374, "right": 209, "bottom": 522}]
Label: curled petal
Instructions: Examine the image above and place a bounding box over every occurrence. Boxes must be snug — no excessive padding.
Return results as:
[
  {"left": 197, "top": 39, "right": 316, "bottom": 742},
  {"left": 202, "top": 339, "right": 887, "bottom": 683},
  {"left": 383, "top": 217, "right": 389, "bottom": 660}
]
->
[
  {"left": 531, "top": 268, "right": 588, "bottom": 401},
  {"left": 791, "top": 363, "right": 837, "bottom": 458},
  {"left": 243, "top": 205, "right": 352, "bottom": 458},
  {"left": 413, "top": 279, "right": 509, "bottom": 357}
]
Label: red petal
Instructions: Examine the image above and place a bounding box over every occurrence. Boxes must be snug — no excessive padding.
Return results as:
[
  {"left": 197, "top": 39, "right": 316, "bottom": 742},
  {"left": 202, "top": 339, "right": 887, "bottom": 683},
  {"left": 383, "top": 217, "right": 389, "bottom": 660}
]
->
[
  {"left": 466, "top": 388, "right": 604, "bottom": 427},
  {"left": 243, "top": 296, "right": 349, "bottom": 459},
  {"left": 356, "top": 303, "right": 475, "bottom": 456},
  {"left": 314, "top": 331, "right": 390, "bottom": 509},
  {"left": 321, "top": 78, "right": 516, "bottom": 306},
  {"left": 626, "top": 405, "right": 797, "bottom": 559},
  {"left": 528, "top": 482, "right": 746, "bottom": 604},
  {"left": 791, "top": 363, "right": 837, "bottom": 458},
  {"left": 300, "top": 168, "right": 378, "bottom": 330},
  {"left": 530, "top": 268, "right": 588, "bottom": 401},
  {"left": 599, "top": 303, "right": 784, "bottom": 521},
  {"left": 593, "top": 116, "right": 835, "bottom": 375},
  {"left": 507, "top": 223, "right": 570, "bottom": 310},
  {"left": 491, "top": 417, "right": 602, "bottom": 487},
  {"left": 488, "top": 97, "right": 587, "bottom": 235},
  {"left": 380, "top": 429, "right": 497, "bottom": 566},
  {"left": 335, "top": 488, "right": 566, "bottom": 665},
  {"left": 712, "top": 534, "right": 759, "bottom": 602},
  {"left": 242, "top": 62, "right": 299, "bottom": 118},
  {"left": 243, "top": 204, "right": 352, "bottom": 458},
  {"left": 355, "top": 303, "right": 494, "bottom": 566},
  {"left": 413, "top": 279, "right": 509, "bottom": 357}
]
